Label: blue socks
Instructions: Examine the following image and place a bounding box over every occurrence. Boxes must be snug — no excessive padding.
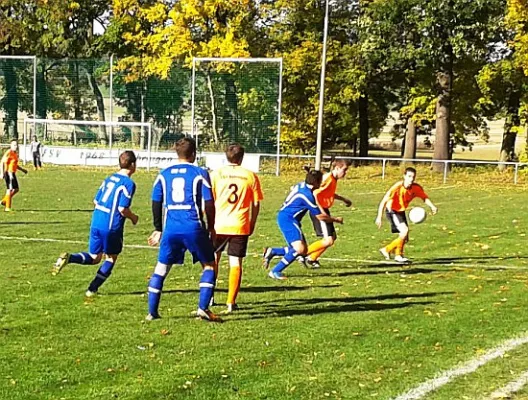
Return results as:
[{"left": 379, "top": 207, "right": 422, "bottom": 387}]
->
[
  {"left": 271, "top": 248, "right": 298, "bottom": 273},
  {"left": 270, "top": 247, "right": 286, "bottom": 257},
  {"left": 198, "top": 269, "right": 216, "bottom": 311},
  {"left": 87, "top": 260, "right": 114, "bottom": 293},
  {"left": 69, "top": 252, "right": 95, "bottom": 265},
  {"left": 147, "top": 273, "right": 166, "bottom": 317}
]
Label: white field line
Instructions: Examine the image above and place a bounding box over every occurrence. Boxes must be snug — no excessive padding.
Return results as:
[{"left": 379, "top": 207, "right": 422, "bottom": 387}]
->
[
  {"left": 486, "top": 370, "right": 528, "bottom": 399},
  {"left": 392, "top": 334, "right": 528, "bottom": 400},
  {"left": 1, "top": 235, "right": 528, "bottom": 270}
]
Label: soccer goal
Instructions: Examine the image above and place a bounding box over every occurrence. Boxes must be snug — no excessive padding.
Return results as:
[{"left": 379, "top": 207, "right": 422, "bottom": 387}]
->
[
  {"left": 0, "top": 56, "right": 37, "bottom": 143},
  {"left": 191, "top": 57, "right": 283, "bottom": 175},
  {"left": 22, "top": 118, "right": 156, "bottom": 170}
]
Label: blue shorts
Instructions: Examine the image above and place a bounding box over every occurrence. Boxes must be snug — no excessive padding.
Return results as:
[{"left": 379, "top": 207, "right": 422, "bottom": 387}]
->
[
  {"left": 277, "top": 214, "right": 305, "bottom": 245},
  {"left": 158, "top": 230, "right": 215, "bottom": 266},
  {"left": 89, "top": 227, "right": 124, "bottom": 255}
]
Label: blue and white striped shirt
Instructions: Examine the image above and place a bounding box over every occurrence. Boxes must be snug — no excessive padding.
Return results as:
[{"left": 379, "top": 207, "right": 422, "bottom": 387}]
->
[{"left": 278, "top": 182, "right": 321, "bottom": 222}]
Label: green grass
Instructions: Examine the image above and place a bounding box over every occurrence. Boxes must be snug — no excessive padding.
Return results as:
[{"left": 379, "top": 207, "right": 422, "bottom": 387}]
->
[{"left": 1, "top": 167, "right": 528, "bottom": 399}]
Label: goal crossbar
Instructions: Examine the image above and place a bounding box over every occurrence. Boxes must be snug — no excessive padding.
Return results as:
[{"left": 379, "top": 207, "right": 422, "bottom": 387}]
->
[{"left": 23, "top": 118, "right": 154, "bottom": 170}]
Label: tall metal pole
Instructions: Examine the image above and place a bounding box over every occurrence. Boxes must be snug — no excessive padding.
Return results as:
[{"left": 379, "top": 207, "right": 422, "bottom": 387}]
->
[
  {"left": 315, "top": 0, "right": 330, "bottom": 171},
  {"left": 109, "top": 54, "right": 114, "bottom": 161},
  {"left": 276, "top": 58, "right": 283, "bottom": 176},
  {"left": 190, "top": 58, "right": 197, "bottom": 146},
  {"left": 32, "top": 56, "right": 37, "bottom": 141}
]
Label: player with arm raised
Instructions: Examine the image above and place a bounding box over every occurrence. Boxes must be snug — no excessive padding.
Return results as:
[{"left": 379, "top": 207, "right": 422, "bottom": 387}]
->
[
  {"left": 146, "top": 137, "right": 220, "bottom": 322},
  {"left": 52, "top": 151, "right": 139, "bottom": 296},
  {"left": 263, "top": 169, "right": 343, "bottom": 280},
  {"left": 211, "top": 144, "right": 263, "bottom": 313},
  {"left": 1, "top": 140, "right": 28, "bottom": 212},
  {"left": 375, "top": 167, "right": 438, "bottom": 263}
]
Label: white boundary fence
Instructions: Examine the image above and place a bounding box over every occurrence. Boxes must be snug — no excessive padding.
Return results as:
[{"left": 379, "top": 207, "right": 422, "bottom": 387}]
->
[
  {"left": 23, "top": 118, "right": 153, "bottom": 170},
  {"left": 274, "top": 154, "right": 528, "bottom": 184}
]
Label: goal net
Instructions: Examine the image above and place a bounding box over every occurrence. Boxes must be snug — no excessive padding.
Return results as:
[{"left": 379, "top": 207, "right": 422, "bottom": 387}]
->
[
  {"left": 22, "top": 118, "right": 161, "bottom": 170},
  {"left": 191, "top": 57, "right": 283, "bottom": 174},
  {"left": 0, "top": 56, "right": 36, "bottom": 145}
]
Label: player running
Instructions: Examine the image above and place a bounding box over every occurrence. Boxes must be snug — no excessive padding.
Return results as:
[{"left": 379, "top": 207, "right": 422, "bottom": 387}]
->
[
  {"left": 1, "top": 140, "right": 28, "bottom": 212},
  {"left": 210, "top": 144, "right": 263, "bottom": 313},
  {"left": 52, "top": 151, "right": 139, "bottom": 297},
  {"left": 146, "top": 137, "right": 220, "bottom": 322},
  {"left": 375, "top": 167, "right": 438, "bottom": 263},
  {"left": 301, "top": 159, "right": 352, "bottom": 268},
  {"left": 263, "top": 169, "right": 343, "bottom": 280}
]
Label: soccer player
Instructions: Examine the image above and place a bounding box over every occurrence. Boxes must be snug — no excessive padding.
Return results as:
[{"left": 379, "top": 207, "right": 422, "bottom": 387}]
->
[
  {"left": 52, "top": 151, "right": 139, "bottom": 297},
  {"left": 302, "top": 159, "right": 352, "bottom": 268},
  {"left": 1, "top": 140, "right": 28, "bottom": 212},
  {"left": 263, "top": 169, "right": 344, "bottom": 280},
  {"left": 375, "top": 167, "right": 438, "bottom": 263},
  {"left": 30, "top": 135, "right": 42, "bottom": 170},
  {"left": 210, "top": 144, "right": 263, "bottom": 313},
  {"left": 146, "top": 137, "right": 220, "bottom": 322}
]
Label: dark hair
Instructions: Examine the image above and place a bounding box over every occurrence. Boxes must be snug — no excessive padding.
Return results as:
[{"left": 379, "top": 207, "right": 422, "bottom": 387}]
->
[
  {"left": 333, "top": 159, "right": 351, "bottom": 168},
  {"left": 404, "top": 167, "right": 417, "bottom": 175},
  {"left": 175, "top": 137, "right": 196, "bottom": 160},
  {"left": 305, "top": 169, "right": 323, "bottom": 186},
  {"left": 226, "top": 143, "right": 245, "bottom": 164},
  {"left": 119, "top": 150, "right": 137, "bottom": 169}
]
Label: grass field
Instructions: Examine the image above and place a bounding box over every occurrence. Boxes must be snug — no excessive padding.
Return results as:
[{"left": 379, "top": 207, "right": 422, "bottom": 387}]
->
[{"left": 1, "top": 166, "right": 528, "bottom": 400}]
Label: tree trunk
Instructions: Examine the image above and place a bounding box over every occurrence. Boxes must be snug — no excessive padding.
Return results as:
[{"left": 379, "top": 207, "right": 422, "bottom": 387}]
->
[
  {"left": 206, "top": 72, "right": 219, "bottom": 144},
  {"left": 3, "top": 61, "right": 19, "bottom": 139},
  {"left": 433, "top": 66, "right": 453, "bottom": 173},
  {"left": 86, "top": 63, "right": 108, "bottom": 144},
  {"left": 69, "top": 61, "right": 82, "bottom": 120},
  {"left": 126, "top": 82, "right": 142, "bottom": 146},
  {"left": 358, "top": 93, "right": 369, "bottom": 157},
  {"left": 498, "top": 89, "right": 521, "bottom": 171},
  {"left": 222, "top": 74, "right": 238, "bottom": 143},
  {"left": 403, "top": 118, "right": 417, "bottom": 161}
]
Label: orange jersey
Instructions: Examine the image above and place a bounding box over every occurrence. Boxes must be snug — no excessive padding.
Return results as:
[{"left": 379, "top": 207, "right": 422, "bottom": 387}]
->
[
  {"left": 211, "top": 164, "right": 264, "bottom": 235},
  {"left": 314, "top": 172, "right": 338, "bottom": 209},
  {"left": 386, "top": 181, "right": 427, "bottom": 212},
  {"left": 1, "top": 150, "right": 18, "bottom": 173}
]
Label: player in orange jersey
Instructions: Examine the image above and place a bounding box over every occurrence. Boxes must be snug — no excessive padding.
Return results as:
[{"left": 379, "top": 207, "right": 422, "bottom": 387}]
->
[
  {"left": 210, "top": 144, "right": 263, "bottom": 313},
  {"left": 301, "top": 159, "right": 352, "bottom": 268},
  {"left": 0, "top": 140, "right": 28, "bottom": 212},
  {"left": 375, "top": 167, "right": 437, "bottom": 263}
]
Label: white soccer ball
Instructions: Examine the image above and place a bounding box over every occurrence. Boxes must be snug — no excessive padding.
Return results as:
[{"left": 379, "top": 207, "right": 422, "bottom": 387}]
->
[{"left": 409, "top": 207, "right": 427, "bottom": 224}]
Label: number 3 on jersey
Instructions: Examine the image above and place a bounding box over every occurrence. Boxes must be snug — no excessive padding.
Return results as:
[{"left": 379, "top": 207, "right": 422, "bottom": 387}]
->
[
  {"left": 171, "top": 178, "right": 186, "bottom": 203},
  {"left": 228, "top": 183, "right": 239, "bottom": 204}
]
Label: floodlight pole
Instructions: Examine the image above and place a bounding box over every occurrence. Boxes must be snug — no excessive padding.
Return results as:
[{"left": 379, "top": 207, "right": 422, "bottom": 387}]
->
[
  {"left": 315, "top": 0, "right": 330, "bottom": 171},
  {"left": 109, "top": 54, "right": 114, "bottom": 160}
]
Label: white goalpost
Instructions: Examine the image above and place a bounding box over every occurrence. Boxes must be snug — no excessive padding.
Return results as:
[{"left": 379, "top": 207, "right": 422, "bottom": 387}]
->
[
  {"left": 23, "top": 118, "right": 154, "bottom": 170},
  {"left": 191, "top": 57, "right": 283, "bottom": 175}
]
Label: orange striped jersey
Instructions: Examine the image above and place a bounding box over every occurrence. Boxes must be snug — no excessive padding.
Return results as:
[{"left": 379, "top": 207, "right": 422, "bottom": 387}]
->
[
  {"left": 314, "top": 172, "right": 338, "bottom": 209},
  {"left": 386, "top": 181, "right": 428, "bottom": 212},
  {"left": 1, "top": 150, "right": 19, "bottom": 173},
  {"left": 211, "top": 164, "right": 264, "bottom": 235}
]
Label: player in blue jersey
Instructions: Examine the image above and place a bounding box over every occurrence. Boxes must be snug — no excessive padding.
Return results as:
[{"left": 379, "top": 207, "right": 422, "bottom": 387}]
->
[
  {"left": 52, "top": 151, "right": 139, "bottom": 296},
  {"left": 263, "top": 169, "right": 344, "bottom": 280},
  {"left": 145, "top": 137, "right": 221, "bottom": 322}
]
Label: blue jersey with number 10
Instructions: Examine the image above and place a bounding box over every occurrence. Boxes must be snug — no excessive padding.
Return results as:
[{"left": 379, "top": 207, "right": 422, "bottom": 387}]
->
[
  {"left": 152, "top": 162, "right": 213, "bottom": 234},
  {"left": 91, "top": 173, "right": 136, "bottom": 232}
]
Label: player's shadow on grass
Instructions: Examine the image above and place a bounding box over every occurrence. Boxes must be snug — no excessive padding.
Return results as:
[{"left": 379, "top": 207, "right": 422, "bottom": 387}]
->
[
  {"left": 295, "top": 267, "right": 439, "bottom": 278},
  {"left": 414, "top": 256, "right": 528, "bottom": 265},
  {"left": 107, "top": 285, "right": 340, "bottom": 296},
  {"left": 245, "top": 291, "right": 452, "bottom": 307},
  {"left": 236, "top": 299, "right": 438, "bottom": 320}
]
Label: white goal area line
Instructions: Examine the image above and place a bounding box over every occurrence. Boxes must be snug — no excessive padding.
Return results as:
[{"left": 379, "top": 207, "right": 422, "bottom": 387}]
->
[
  {"left": 485, "top": 370, "right": 528, "bottom": 399},
  {"left": 1, "top": 235, "right": 528, "bottom": 271},
  {"left": 392, "top": 333, "right": 528, "bottom": 400}
]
